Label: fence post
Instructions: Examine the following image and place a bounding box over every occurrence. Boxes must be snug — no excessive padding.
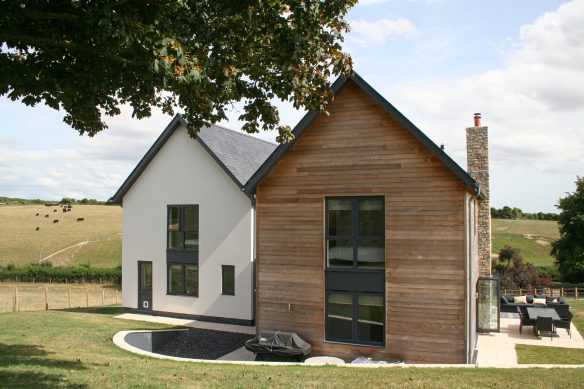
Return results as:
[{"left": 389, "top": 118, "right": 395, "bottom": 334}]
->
[
  {"left": 102, "top": 290, "right": 105, "bottom": 306},
  {"left": 85, "top": 290, "right": 89, "bottom": 307},
  {"left": 561, "top": 288, "right": 564, "bottom": 298},
  {"left": 504, "top": 288, "right": 507, "bottom": 294},
  {"left": 115, "top": 290, "right": 118, "bottom": 305},
  {"left": 519, "top": 288, "right": 523, "bottom": 295},
  {"left": 68, "top": 289, "right": 71, "bottom": 309},
  {"left": 534, "top": 288, "right": 537, "bottom": 295},
  {"left": 45, "top": 286, "right": 48, "bottom": 310},
  {"left": 576, "top": 287, "right": 579, "bottom": 300},
  {"left": 14, "top": 287, "right": 19, "bottom": 312}
]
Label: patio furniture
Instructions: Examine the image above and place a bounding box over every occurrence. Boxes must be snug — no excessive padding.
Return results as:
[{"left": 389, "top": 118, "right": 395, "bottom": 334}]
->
[
  {"left": 517, "top": 306, "right": 536, "bottom": 335},
  {"left": 550, "top": 303, "right": 570, "bottom": 318},
  {"left": 553, "top": 311, "right": 573, "bottom": 338},
  {"left": 500, "top": 294, "right": 569, "bottom": 313},
  {"left": 245, "top": 330, "right": 312, "bottom": 362},
  {"left": 535, "top": 316, "right": 555, "bottom": 340}
]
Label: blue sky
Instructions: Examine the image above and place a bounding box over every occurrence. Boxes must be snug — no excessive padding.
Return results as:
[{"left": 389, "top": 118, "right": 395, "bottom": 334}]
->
[{"left": 1, "top": 0, "right": 582, "bottom": 212}]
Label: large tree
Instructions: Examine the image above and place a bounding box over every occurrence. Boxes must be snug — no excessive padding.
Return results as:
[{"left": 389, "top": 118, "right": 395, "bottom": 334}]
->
[
  {"left": 551, "top": 177, "right": 584, "bottom": 283},
  {"left": 0, "top": 0, "right": 355, "bottom": 142}
]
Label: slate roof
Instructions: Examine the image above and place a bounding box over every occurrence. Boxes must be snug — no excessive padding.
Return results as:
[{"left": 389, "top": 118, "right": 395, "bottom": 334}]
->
[
  {"left": 111, "top": 114, "right": 276, "bottom": 204},
  {"left": 243, "top": 72, "right": 483, "bottom": 198}
]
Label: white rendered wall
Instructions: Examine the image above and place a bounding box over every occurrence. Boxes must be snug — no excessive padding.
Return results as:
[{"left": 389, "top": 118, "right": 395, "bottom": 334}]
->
[{"left": 121, "top": 125, "right": 254, "bottom": 321}]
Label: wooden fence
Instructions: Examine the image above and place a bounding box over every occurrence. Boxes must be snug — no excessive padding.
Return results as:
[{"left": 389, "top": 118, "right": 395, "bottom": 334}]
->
[
  {"left": 0, "top": 284, "right": 120, "bottom": 313},
  {"left": 500, "top": 287, "right": 580, "bottom": 300}
]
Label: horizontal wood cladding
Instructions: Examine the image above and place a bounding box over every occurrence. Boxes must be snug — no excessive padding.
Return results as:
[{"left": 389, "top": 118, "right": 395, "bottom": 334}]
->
[{"left": 256, "top": 80, "right": 468, "bottom": 364}]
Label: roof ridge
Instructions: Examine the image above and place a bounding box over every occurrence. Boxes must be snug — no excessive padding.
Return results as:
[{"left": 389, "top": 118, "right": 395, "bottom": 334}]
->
[{"left": 206, "top": 123, "right": 278, "bottom": 146}]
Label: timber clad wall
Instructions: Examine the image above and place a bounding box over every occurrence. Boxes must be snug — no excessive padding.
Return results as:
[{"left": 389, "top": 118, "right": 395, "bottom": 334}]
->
[{"left": 256, "top": 81, "right": 469, "bottom": 363}]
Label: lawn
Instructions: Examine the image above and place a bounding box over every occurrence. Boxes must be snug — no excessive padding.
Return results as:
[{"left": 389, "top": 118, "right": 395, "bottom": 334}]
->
[
  {"left": 492, "top": 219, "right": 559, "bottom": 267},
  {"left": 1, "top": 309, "right": 584, "bottom": 388},
  {"left": 516, "top": 299, "right": 584, "bottom": 364},
  {"left": 0, "top": 205, "right": 121, "bottom": 267}
]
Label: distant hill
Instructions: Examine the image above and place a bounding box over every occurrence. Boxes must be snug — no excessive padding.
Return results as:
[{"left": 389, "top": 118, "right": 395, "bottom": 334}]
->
[
  {"left": 491, "top": 219, "right": 559, "bottom": 269},
  {"left": 0, "top": 204, "right": 121, "bottom": 268},
  {"left": 0, "top": 196, "right": 110, "bottom": 205}
]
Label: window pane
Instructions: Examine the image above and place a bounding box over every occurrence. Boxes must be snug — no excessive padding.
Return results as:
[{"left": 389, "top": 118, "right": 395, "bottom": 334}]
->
[
  {"left": 357, "top": 240, "right": 385, "bottom": 269},
  {"left": 327, "top": 293, "right": 353, "bottom": 341},
  {"left": 183, "top": 206, "right": 198, "bottom": 231},
  {"left": 184, "top": 265, "right": 198, "bottom": 296},
  {"left": 358, "top": 198, "right": 384, "bottom": 236},
  {"left": 357, "top": 294, "right": 384, "bottom": 343},
  {"left": 222, "top": 265, "right": 235, "bottom": 295},
  {"left": 328, "top": 199, "right": 352, "bottom": 236},
  {"left": 168, "top": 231, "right": 183, "bottom": 249},
  {"left": 327, "top": 240, "right": 353, "bottom": 268},
  {"left": 184, "top": 232, "right": 199, "bottom": 250},
  {"left": 168, "top": 206, "right": 180, "bottom": 231},
  {"left": 168, "top": 264, "right": 182, "bottom": 294},
  {"left": 140, "top": 263, "right": 152, "bottom": 291}
]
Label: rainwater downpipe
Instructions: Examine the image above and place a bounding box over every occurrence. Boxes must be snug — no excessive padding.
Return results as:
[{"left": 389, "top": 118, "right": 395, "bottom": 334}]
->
[{"left": 466, "top": 186, "right": 480, "bottom": 364}]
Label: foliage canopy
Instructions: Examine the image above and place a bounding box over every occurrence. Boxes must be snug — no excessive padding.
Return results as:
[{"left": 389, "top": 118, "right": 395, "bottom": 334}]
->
[
  {"left": 492, "top": 246, "right": 542, "bottom": 289},
  {"left": 551, "top": 177, "right": 584, "bottom": 283},
  {"left": 0, "top": 0, "right": 355, "bottom": 142}
]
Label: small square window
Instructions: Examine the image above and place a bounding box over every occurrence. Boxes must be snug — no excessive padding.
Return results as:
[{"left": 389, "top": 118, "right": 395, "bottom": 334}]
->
[{"left": 222, "top": 265, "right": 235, "bottom": 295}]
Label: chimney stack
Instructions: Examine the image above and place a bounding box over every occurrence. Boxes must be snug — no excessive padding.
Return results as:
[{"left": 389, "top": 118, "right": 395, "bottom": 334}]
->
[{"left": 466, "top": 113, "right": 491, "bottom": 276}]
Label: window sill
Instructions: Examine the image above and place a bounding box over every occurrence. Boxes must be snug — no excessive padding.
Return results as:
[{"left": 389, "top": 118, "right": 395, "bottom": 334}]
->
[
  {"left": 221, "top": 293, "right": 235, "bottom": 296},
  {"left": 324, "top": 339, "right": 385, "bottom": 349},
  {"left": 166, "top": 293, "right": 198, "bottom": 298}
]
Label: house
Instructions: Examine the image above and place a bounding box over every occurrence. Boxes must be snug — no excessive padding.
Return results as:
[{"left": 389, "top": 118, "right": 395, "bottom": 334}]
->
[
  {"left": 111, "top": 116, "right": 276, "bottom": 325},
  {"left": 113, "top": 72, "right": 491, "bottom": 363},
  {"left": 243, "top": 74, "right": 490, "bottom": 364}
]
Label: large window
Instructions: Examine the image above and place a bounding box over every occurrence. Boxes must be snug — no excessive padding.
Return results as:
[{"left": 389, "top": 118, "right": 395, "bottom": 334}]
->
[
  {"left": 168, "top": 205, "right": 199, "bottom": 250},
  {"left": 168, "top": 263, "right": 198, "bottom": 296},
  {"left": 326, "top": 197, "right": 385, "bottom": 269},
  {"left": 325, "top": 196, "right": 385, "bottom": 346},
  {"left": 326, "top": 292, "right": 384, "bottom": 345}
]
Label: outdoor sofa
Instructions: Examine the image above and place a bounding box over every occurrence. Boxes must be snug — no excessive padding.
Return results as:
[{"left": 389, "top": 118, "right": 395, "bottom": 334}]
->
[{"left": 500, "top": 294, "right": 569, "bottom": 314}]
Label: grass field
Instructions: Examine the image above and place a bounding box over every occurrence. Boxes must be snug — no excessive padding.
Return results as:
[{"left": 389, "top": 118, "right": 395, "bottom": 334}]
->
[
  {"left": 0, "top": 282, "right": 120, "bottom": 313},
  {"left": 1, "top": 309, "right": 584, "bottom": 388},
  {"left": 0, "top": 205, "right": 121, "bottom": 267},
  {"left": 516, "top": 299, "right": 584, "bottom": 364},
  {"left": 492, "top": 219, "right": 559, "bottom": 267}
]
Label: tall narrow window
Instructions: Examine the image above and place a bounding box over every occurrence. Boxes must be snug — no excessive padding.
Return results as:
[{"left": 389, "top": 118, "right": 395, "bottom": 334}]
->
[
  {"left": 222, "top": 265, "right": 235, "bottom": 295},
  {"left": 167, "top": 205, "right": 199, "bottom": 297},
  {"left": 325, "top": 196, "right": 385, "bottom": 346}
]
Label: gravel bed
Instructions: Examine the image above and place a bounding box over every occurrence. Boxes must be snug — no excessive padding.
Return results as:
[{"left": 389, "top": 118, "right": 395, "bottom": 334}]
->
[{"left": 156, "top": 328, "right": 254, "bottom": 360}]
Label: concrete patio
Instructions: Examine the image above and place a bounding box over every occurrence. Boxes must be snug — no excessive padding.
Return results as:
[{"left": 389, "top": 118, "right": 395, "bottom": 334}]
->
[{"left": 476, "top": 313, "right": 584, "bottom": 367}]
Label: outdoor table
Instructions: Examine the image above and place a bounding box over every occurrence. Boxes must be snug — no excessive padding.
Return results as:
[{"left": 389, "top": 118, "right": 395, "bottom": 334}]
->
[{"left": 526, "top": 307, "right": 560, "bottom": 321}]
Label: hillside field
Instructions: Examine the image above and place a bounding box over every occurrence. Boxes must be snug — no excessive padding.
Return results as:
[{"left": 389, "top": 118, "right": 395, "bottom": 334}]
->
[
  {"left": 0, "top": 204, "right": 121, "bottom": 267},
  {"left": 492, "top": 219, "right": 559, "bottom": 267}
]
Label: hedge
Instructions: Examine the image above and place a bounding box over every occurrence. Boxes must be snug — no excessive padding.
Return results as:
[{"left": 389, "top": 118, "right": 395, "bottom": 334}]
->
[{"left": 0, "top": 262, "right": 121, "bottom": 283}]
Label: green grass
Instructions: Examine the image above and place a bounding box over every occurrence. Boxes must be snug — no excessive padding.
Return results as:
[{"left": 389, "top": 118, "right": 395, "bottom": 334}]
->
[
  {"left": 0, "top": 205, "right": 121, "bottom": 267},
  {"left": 1, "top": 308, "right": 584, "bottom": 388},
  {"left": 516, "top": 300, "right": 584, "bottom": 364},
  {"left": 492, "top": 219, "right": 559, "bottom": 267},
  {"left": 67, "top": 239, "right": 122, "bottom": 268}
]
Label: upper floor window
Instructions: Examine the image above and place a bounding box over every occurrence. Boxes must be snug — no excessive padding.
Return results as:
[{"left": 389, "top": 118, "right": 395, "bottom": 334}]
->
[
  {"left": 168, "top": 205, "right": 199, "bottom": 250},
  {"left": 326, "top": 197, "right": 385, "bottom": 269}
]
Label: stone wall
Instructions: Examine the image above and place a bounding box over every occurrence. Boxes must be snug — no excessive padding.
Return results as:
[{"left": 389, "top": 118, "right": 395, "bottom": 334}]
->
[{"left": 466, "top": 126, "right": 492, "bottom": 276}]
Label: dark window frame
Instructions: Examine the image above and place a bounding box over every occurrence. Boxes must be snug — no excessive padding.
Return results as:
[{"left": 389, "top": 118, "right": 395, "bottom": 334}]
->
[
  {"left": 325, "top": 196, "right": 385, "bottom": 270},
  {"left": 325, "top": 290, "right": 385, "bottom": 347},
  {"left": 167, "top": 262, "right": 198, "bottom": 297},
  {"left": 166, "top": 204, "right": 199, "bottom": 252},
  {"left": 221, "top": 265, "right": 235, "bottom": 296}
]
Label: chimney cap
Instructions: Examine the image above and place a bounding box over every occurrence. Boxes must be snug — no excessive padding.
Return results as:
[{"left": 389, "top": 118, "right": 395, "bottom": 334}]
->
[{"left": 473, "top": 113, "right": 482, "bottom": 127}]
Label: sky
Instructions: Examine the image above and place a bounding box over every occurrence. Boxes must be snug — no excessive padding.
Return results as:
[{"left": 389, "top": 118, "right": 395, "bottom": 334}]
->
[{"left": 1, "top": 0, "right": 582, "bottom": 213}]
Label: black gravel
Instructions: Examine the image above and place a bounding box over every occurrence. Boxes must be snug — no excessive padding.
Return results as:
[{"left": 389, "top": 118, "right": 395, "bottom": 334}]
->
[{"left": 156, "top": 328, "right": 254, "bottom": 360}]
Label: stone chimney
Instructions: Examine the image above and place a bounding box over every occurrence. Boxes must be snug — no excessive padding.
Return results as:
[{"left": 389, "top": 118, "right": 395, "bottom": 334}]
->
[{"left": 466, "top": 113, "right": 492, "bottom": 275}]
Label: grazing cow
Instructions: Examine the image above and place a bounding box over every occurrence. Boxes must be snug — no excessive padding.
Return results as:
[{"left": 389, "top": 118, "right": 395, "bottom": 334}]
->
[
  {"left": 45, "top": 214, "right": 49, "bottom": 218},
  {"left": 76, "top": 218, "right": 85, "bottom": 222},
  {"left": 36, "top": 213, "right": 39, "bottom": 216},
  {"left": 35, "top": 227, "right": 40, "bottom": 231},
  {"left": 53, "top": 219, "right": 59, "bottom": 224},
  {"left": 67, "top": 205, "right": 73, "bottom": 209},
  {"left": 54, "top": 209, "right": 58, "bottom": 212},
  {"left": 62, "top": 208, "right": 67, "bottom": 213}
]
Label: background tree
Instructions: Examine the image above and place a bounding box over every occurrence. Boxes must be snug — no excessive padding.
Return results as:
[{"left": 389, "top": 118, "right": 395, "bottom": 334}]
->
[
  {"left": 0, "top": 0, "right": 356, "bottom": 142},
  {"left": 551, "top": 176, "right": 584, "bottom": 283},
  {"left": 492, "top": 246, "right": 542, "bottom": 290}
]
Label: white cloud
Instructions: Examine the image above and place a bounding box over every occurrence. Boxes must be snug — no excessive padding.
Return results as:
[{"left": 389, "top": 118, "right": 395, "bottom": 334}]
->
[
  {"left": 386, "top": 1, "right": 584, "bottom": 212},
  {"left": 349, "top": 18, "right": 417, "bottom": 46}
]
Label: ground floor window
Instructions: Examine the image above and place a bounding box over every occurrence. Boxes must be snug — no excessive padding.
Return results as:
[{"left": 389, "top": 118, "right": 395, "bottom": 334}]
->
[
  {"left": 221, "top": 265, "right": 235, "bottom": 295},
  {"left": 326, "top": 291, "right": 384, "bottom": 345},
  {"left": 167, "top": 263, "right": 198, "bottom": 296}
]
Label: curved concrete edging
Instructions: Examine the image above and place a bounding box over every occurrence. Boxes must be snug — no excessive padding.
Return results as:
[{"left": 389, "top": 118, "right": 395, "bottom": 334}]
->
[{"left": 113, "top": 330, "right": 584, "bottom": 369}]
